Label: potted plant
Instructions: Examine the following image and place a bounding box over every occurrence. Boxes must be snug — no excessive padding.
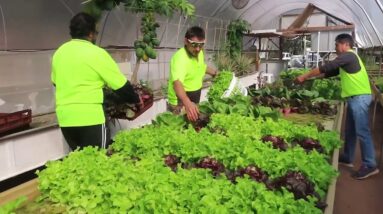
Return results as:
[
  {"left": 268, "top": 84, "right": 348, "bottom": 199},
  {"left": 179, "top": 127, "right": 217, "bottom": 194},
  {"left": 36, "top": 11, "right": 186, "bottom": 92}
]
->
[{"left": 282, "top": 102, "right": 291, "bottom": 115}]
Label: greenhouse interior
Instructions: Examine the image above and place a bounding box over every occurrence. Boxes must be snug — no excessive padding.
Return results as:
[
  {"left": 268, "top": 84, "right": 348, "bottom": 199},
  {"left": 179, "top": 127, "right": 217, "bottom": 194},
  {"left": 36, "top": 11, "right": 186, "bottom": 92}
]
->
[{"left": 1, "top": 0, "right": 383, "bottom": 213}]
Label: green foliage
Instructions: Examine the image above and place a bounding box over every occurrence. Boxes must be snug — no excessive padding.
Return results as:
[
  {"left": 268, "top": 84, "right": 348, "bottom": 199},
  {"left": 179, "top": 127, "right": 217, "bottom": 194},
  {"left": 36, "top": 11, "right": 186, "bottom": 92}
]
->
[
  {"left": 226, "top": 19, "right": 251, "bottom": 58},
  {"left": 83, "top": 0, "right": 195, "bottom": 20},
  {"left": 250, "top": 69, "right": 341, "bottom": 115},
  {"left": 134, "top": 12, "right": 159, "bottom": 61},
  {"left": 279, "top": 69, "right": 310, "bottom": 80},
  {"left": 279, "top": 69, "right": 341, "bottom": 100},
  {"left": 82, "top": 0, "right": 195, "bottom": 63},
  {"left": 34, "top": 69, "right": 342, "bottom": 212},
  {"left": 134, "top": 40, "right": 146, "bottom": 49},
  {"left": 37, "top": 146, "right": 322, "bottom": 213},
  {"left": 214, "top": 53, "right": 253, "bottom": 76},
  {"left": 122, "top": 0, "right": 195, "bottom": 17},
  {"left": 312, "top": 79, "right": 342, "bottom": 100},
  {"left": 112, "top": 113, "right": 340, "bottom": 186},
  {"left": 36, "top": 111, "right": 340, "bottom": 212},
  {"left": 207, "top": 70, "right": 233, "bottom": 101},
  {"left": 83, "top": 1, "right": 104, "bottom": 20},
  {"left": 199, "top": 95, "right": 280, "bottom": 120},
  {"left": 360, "top": 53, "right": 379, "bottom": 71},
  {"left": 214, "top": 53, "right": 235, "bottom": 72},
  {"left": 372, "top": 77, "right": 383, "bottom": 92},
  {"left": 135, "top": 47, "right": 145, "bottom": 58},
  {"left": 83, "top": 0, "right": 133, "bottom": 20},
  {"left": 145, "top": 45, "right": 157, "bottom": 59},
  {"left": 234, "top": 54, "right": 254, "bottom": 76},
  {"left": 152, "top": 112, "right": 186, "bottom": 128},
  {"left": 151, "top": 38, "right": 160, "bottom": 46},
  {"left": 0, "top": 196, "right": 27, "bottom": 214},
  {"left": 143, "top": 34, "right": 152, "bottom": 43}
]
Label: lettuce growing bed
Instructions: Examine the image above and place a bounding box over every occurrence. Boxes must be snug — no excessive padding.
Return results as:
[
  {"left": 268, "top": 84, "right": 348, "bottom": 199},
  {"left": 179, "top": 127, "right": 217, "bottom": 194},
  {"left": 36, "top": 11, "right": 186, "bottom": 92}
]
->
[
  {"left": 249, "top": 69, "right": 342, "bottom": 117},
  {"left": 1, "top": 103, "right": 344, "bottom": 213}
]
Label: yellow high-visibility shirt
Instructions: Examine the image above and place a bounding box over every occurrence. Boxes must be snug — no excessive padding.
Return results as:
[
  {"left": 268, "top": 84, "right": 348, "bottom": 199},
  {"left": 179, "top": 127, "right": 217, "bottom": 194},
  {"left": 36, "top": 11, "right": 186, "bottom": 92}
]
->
[
  {"left": 167, "top": 47, "right": 207, "bottom": 105},
  {"left": 52, "top": 39, "right": 126, "bottom": 126}
]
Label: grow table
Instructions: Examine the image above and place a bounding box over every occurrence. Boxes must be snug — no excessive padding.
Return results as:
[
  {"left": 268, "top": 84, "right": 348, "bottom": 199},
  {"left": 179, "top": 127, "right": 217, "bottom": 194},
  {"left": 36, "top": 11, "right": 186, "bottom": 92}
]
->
[{"left": 0, "top": 104, "right": 345, "bottom": 213}]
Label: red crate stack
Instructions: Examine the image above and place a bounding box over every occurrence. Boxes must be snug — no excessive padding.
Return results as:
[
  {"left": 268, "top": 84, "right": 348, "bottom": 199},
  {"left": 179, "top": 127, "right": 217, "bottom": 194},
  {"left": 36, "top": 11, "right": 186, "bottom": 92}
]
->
[{"left": 0, "top": 109, "right": 32, "bottom": 135}]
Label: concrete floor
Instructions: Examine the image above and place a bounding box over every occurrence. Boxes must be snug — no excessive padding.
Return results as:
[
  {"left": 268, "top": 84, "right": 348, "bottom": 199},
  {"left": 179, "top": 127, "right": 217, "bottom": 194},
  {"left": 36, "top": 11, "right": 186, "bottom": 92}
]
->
[{"left": 334, "top": 102, "right": 383, "bottom": 214}]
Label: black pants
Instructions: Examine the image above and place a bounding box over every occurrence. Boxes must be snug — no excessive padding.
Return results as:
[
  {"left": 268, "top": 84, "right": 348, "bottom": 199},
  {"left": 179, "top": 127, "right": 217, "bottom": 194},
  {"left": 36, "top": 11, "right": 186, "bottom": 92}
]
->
[
  {"left": 61, "top": 124, "right": 108, "bottom": 151},
  {"left": 177, "top": 89, "right": 202, "bottom": 105}
]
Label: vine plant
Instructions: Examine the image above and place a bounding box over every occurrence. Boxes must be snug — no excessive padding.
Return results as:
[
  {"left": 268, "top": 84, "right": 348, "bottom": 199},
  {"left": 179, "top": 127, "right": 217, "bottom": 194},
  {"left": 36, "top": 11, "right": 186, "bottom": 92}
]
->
[
  {"left": 213, "top": 19, "right": 251, "bottom": 76},
  {"left": 83, "top": 0, "right": 195, "bottom": 83},
  {"left": 226, "top": 19, "right": 251, "bottom": 58}
]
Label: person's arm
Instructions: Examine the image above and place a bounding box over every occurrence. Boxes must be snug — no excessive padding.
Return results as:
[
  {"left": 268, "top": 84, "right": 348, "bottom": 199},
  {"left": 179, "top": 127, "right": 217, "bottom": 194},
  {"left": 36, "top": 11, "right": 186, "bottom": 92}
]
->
[
  {"left": 114, "top": 81, "right": 140, "bottom": 104},
  {"left": 320, "top": 52, "right": 359, "bottom": 78},
  {"left": 95, "top": 49, "right": 141, "bottom": 104},
  {"left": 173, "top": 80, "right": 199, "bottom": 121},
  {"left": 206, "top": 66, "right": 218, "bottom": 77},
  {"left": 296, "top": 67, "right": 321, "bottom": 83},
  {"left": 322, "top": 68, "right": 340, "bottom": 78},
  {"left": 296, "top": 52, "right": 355, "bottom": 83}
]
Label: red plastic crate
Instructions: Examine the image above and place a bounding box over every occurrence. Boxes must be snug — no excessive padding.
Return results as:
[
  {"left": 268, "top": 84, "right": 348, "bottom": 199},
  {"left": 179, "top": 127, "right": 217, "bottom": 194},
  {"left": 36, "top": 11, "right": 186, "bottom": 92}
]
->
[
  {"left": 0, "top": 109, "right": 32, "bottom": 135},
  {"left": 104, "top": 85, "right": 154, "bottom": 121}
]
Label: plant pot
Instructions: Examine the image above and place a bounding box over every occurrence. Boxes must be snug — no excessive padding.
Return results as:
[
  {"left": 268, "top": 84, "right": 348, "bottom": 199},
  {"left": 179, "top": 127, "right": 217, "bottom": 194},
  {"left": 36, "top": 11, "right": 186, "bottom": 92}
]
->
[{"left": 283, "top": 107, "right": 291, "bottom": 115}]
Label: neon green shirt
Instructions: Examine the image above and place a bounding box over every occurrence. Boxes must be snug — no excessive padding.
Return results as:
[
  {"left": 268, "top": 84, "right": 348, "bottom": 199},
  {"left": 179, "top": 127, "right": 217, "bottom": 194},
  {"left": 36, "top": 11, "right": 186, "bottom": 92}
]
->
[
  {"left": 167, "top": 47, "right": 207, "bottom": 105},
  {"left": 51, "top": 39, "right": 127, "bottom": 127},
  {"left": 339, "top": 50, "right": 371, "bottom": 98}
]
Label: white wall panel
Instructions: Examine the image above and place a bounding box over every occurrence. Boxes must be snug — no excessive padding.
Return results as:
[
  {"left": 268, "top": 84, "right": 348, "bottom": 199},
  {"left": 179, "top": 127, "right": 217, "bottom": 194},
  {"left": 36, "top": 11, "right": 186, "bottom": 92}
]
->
[{"left": 0, "top": 128, "right": 69, "bottom": 181}]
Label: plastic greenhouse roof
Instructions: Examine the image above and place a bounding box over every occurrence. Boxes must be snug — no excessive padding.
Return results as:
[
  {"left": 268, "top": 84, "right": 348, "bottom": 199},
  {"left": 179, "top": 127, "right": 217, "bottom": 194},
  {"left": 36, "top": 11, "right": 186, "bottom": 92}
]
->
[
  {"left": 0, "top": 0, "right": 382, "bottom": 49},
  {"left": 191, "top": 0, "right": 383, "bottom": 48}
]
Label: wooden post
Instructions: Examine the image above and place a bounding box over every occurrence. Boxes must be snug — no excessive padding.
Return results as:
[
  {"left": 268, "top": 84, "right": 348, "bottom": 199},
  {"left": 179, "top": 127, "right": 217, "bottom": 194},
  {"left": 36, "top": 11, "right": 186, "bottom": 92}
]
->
[
  {"left": 255, "top": 47, "right": 260, "bottom": 71},
  {"left": 131, "top": 58, "right": 141, "bottom": 84},
  {"left": 380, "top": 47, "right": 383, "bottom": 77},
  {"left": 287, "top": 3, "right": 315, "bottom": 29},
  {"left": 279, "top": 36, "right": 283, "bottom": 60}
]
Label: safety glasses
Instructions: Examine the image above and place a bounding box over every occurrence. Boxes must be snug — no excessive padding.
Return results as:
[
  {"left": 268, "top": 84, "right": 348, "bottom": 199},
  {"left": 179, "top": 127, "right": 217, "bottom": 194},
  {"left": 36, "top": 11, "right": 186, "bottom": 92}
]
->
[{"left": 187, "top": 39, "right": 205, "bottom": 48}]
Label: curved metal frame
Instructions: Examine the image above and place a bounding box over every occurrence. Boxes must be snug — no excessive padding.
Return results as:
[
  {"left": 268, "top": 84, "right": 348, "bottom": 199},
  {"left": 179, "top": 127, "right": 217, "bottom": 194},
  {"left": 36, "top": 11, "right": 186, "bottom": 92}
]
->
[
  {"left": 218, "top": 0, "right": 382, "bottom": 48},
  {"left": 348, "top": 0, "right": 383, "bottom": 46}
]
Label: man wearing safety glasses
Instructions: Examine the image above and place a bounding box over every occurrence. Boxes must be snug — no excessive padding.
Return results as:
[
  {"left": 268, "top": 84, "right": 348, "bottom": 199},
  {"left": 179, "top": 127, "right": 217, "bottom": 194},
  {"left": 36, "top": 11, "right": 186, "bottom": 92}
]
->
[{"left": 167, "top": 26, "right": 217, "bottom": 121}]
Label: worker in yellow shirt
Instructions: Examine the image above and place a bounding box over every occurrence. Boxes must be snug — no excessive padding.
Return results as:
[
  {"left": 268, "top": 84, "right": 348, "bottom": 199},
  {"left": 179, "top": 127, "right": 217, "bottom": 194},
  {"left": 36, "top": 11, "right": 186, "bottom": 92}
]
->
[
  {"left": 52, "top": 12, "right": 141, "bottom": 150},
  {"left": 167, "top": 26, "right": 217, "bottom": 121}
]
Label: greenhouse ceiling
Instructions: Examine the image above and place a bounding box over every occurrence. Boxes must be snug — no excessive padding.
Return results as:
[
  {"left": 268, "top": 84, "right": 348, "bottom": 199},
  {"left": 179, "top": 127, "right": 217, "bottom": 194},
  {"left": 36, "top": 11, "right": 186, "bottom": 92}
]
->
[
  {"left": 196, "top": 0, "right": 383, "bottom": 48},
  {"left": 0, "top": 0, "right": 382, "bottom": 49}
]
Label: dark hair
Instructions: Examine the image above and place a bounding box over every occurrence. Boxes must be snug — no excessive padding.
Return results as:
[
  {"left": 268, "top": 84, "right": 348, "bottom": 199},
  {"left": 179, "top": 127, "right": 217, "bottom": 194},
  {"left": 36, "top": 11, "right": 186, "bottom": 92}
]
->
[
  {"left": 185, "top": 26, "right": 205, "bottom": 40},
  {"left": 70, "top": 12, "right": 96, "bottom": 39},
  {"left": 335, "top": 33, "right": 354, "bottom": 48}
]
